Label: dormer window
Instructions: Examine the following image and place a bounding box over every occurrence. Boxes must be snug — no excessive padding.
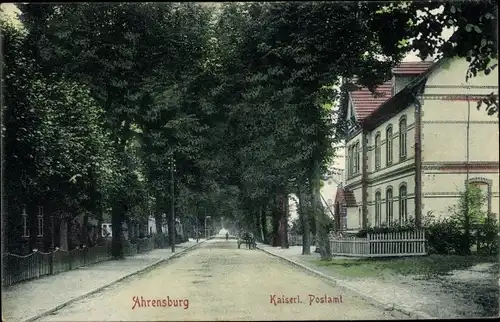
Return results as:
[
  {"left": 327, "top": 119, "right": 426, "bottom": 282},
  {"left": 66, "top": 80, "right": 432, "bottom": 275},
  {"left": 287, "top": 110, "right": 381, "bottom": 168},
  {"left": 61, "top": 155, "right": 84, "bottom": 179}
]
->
[{"left": 347, "top": 116, "right": 358, "bottom": 135}]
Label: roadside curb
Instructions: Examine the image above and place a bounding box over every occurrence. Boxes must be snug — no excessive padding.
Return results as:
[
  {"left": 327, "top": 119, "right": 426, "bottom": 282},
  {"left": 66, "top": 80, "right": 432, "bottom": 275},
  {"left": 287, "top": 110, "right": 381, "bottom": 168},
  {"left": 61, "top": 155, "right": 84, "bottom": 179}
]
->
[
  {"left": 23, "top": 240, "right": 206, "bottom": 322},
  {"left": 256, "top": 245, "right": 435, "bottom": 320}
]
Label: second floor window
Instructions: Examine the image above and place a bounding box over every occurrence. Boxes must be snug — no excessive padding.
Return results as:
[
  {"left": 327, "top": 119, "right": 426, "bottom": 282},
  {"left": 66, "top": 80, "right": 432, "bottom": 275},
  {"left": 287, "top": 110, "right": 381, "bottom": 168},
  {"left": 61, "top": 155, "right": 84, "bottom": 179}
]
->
[
  {"left": 375, "top": 133, "right": 381, "bottom": 170},
  {"left": 399, "top": 117, "right": 407, "bottom": 159},
  {"left": 375, "top": 191, "right": 382, "bottom": 227},
  {"left": 354, "top": 142, "right": 360, "bottom": 174},
  {"left": 347, "top": 146, "right": 353, "bottom": 176},
  {"left": 351, "top": 146, "right": 356, "bottom": 175},
  {"left": 386, "top": 126, "right": 393, "bottom": 166}
]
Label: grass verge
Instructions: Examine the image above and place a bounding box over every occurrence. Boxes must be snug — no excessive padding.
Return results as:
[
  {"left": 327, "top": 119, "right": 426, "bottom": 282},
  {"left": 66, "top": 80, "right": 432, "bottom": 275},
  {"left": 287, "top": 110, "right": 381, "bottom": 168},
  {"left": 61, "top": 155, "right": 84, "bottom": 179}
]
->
[{"left": 308, "top": 254, "right": 498, "bottom": 279}]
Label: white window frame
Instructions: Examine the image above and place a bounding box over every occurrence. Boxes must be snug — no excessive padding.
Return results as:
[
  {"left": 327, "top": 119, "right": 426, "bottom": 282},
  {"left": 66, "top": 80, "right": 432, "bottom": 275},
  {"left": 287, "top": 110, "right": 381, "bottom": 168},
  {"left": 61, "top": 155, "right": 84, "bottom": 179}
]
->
[
  {"left": 386, "top": 126, "right": 393, "bottom": 166},
  {"left": 375, "top": 191, "right": 382, "bottom": 227},
  {"left": 399, "top": 185, "right": 408, "bottom": 224},
  {"left": 37, "top": 206, "right": 44, "bottom": 237},
  {"left": 375, "top": 132, "right": 381, "bottom": 170},
  {"left": 101, "top": 223, "right": 112, "bottom": 237},
  {"left": 386, "top": 188, "right": 393, "bottom": 224},
  {"left": 22, "top": 207, "right": 29, "bottom": 237},
  {"left": 399, "top": 117, "right": 407, "bottom": 160}
]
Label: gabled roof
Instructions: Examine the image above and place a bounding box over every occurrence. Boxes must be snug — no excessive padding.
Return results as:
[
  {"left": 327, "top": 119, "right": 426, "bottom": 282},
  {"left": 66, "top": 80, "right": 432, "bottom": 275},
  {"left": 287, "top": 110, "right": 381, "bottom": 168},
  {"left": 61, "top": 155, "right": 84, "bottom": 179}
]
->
[
  {"left": 347, "top": 61, "right": 435, "bottom": 123},
  {"left": 349, "top": 81, "right": 392, "bottom": 122},
  {"left": 392, "top": 61, "right": 434, "bottom": 75},
  {"left": 334, "top": 187, "right": 357, "bottom": 207},
  {"left": 362, "top": 58, "right": 447, "bottom": 130}
]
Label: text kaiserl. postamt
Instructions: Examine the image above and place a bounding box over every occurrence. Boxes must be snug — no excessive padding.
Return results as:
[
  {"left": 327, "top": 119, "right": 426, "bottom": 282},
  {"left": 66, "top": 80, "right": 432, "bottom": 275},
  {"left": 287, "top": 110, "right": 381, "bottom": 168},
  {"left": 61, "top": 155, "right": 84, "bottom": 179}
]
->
[
  {"left": 132, "top": 296, "right": 189, "bottom": 310},
  {"left": 269, "top": 294, "right": 343, "bottom": 306}
]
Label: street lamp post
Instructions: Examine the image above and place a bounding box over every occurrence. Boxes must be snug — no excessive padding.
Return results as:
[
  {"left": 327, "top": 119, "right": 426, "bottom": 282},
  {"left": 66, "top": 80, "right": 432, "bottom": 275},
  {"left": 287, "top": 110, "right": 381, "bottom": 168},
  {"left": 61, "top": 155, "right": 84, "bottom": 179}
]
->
[
  {"left": 168, "top": 155, "right": 176, "bottom": 253},
  {"left": 205, "top": 216, "right": 211, "bottom": 240}
]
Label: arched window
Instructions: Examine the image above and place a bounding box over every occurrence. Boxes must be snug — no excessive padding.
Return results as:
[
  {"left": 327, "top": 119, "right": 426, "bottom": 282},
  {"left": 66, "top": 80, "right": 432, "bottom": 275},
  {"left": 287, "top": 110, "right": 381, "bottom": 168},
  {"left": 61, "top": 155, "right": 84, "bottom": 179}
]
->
[
  {"left": 399, "top": 117, "right": 407, "bottom": 159},
  {"left": 355, "top": 141, "right": 360, "bottom": 173},
  {"left": 375, "top": 132, "right": 381, "bottom": 170},
  {"left": 386, "top": 188, "right": 393, "bottom": 224},
  {"left": 375, "top": 191, "right": 382, "bottom": 227},
  {"left": 347, "top": 146, "right": 353, "bottom": 176},
  {"left": 386, "top": 125, "right": 393, "bottom": 166},
  {"left": 399, "top": 184, "right": 407, "bottom": 224},
  {"left": 37, "top": 206, "right": 44, "bottom": 237},
  {"left": 22, "top": 206, "right": 29, "bottom": 238},
  {"left": 467, "top": 178, "right": 492, "bottom": 214}
]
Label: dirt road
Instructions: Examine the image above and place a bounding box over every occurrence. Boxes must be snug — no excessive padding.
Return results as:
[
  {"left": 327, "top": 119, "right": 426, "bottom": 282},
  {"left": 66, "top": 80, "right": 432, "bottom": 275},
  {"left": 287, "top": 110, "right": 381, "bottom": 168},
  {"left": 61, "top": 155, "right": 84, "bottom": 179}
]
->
[{"left": 37, "top": 240, "right": 408, "bottom": 321}]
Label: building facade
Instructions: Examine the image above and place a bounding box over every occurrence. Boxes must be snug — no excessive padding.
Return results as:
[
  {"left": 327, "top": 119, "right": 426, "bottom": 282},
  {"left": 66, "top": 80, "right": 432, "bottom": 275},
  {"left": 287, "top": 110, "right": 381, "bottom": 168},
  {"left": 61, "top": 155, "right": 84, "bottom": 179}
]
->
[{"left": 336, "top": 58, "right": 499, "bottom": 231}]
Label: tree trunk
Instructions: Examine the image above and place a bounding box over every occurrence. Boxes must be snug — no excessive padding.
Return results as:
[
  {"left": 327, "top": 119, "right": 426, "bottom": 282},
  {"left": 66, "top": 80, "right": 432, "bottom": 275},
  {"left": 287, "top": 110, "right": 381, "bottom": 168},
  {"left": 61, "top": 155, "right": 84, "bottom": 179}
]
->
[
  {"left": 96, "top": 190, "right": 103, "bottom": 243},
  {"left": 155, "top": 213, "right": 163, "bottom": 235},
  {"left": 42, "top": 202, "right": 54, "bottom": 250},
  {"left": 254, "top": 210, "right": 259, "bottom": 239},
  {"left": 272, "top": 196, "right": 282, "bottom": 247},
  {"left": 111, "top": 205, "right": 125, "bottom": 259},
  {"left": 258, "top": 205, "right": 264, "bottom": 242},
  {"left": 283, "top": 192, "right": 289, "bottom": 249},
  {"left": 167, "top": 203, "right": 174, "bottom": 246},
  {"left": 312, "top": 161, "right": 332, "bottom": 261},
  {"left": 298, "top": 186, "right": 311, "bottom": 255},
  {"left": 59, "top": 216, "right": 69, "bottom": 251},
  {"left": 261, "top": 204, "right": 268, "bottom": 244},
  {"left": 278, "top": 194, "right": 286, "bottom": 248}
]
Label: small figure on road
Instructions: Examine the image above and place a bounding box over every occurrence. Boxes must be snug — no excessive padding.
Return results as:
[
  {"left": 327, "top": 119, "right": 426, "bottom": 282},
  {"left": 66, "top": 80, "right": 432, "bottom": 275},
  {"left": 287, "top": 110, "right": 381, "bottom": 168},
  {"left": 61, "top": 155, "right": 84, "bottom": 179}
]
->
[{"left": 225, "top": 232, "right": 229, "bottom": 241}]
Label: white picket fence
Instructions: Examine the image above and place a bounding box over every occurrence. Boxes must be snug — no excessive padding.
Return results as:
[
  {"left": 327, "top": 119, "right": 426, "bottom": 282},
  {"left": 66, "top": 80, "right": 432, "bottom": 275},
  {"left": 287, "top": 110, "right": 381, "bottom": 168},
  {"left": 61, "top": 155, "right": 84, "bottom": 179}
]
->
[{"left": 329, "top": 230, "right": 427, "bottom": 257}]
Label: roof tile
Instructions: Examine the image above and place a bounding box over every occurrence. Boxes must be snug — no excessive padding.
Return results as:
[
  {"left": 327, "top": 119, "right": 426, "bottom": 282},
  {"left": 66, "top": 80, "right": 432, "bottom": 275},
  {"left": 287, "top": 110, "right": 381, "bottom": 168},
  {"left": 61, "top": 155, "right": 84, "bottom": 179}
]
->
[
  {"left": 349, "top": 61, "right": 433, "bottom": 122},
  {"left": 335, "top": 188, "right": 357, "bottom": 207}
]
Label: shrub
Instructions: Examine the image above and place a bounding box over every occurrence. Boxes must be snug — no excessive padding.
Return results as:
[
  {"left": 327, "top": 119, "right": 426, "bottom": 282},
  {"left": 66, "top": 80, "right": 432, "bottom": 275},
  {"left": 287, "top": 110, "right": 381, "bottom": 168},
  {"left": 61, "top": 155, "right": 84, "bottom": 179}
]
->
[
  {"left": 476, "top": 213, "right": 499, "bottom": 255},
  {"left": 355, "top": 218, "right": 419, "bottom": 237},
  {"left": 354, "top": 204, "right": 498, "bottom": 256},
  {"left": 425, "top": 215, "right": 464, "bottom": 255}
]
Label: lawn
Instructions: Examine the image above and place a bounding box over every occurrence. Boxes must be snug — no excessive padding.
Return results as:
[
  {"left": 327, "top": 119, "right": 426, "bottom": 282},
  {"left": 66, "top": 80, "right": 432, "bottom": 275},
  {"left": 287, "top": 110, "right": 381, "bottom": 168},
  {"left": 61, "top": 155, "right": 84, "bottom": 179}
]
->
[{"left": 308, "top": 254, "right": 498, "bottom": 279}]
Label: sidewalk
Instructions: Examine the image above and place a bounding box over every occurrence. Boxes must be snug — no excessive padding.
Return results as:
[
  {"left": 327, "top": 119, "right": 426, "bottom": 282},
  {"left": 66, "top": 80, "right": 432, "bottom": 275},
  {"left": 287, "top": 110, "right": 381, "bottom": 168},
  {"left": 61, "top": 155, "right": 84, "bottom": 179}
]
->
[
  {"left": 257, "top": 244, "right": 499, "bottom": 319},
  {"left": 2, "top": 239, "right": 206, "bottom": 322},
  {"left": 257, "top": 243, "right": 436, "bottom": 319}
]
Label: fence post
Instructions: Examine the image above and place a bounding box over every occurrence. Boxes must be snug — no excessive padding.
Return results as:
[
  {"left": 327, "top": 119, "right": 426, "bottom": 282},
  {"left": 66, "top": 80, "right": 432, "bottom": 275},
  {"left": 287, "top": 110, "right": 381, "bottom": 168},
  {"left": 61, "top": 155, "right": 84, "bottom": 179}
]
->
[
  {"left": 83, "top": 245, "right": 87, "bottom": 266},
  {"left": 37, "top": 252, "right": 42, "bottom": 279},
  {"left": 49, "top": 250, "right": 54, "bottom": 275},
  {"left": 69, "top": 250, "right": 72, "bottom": 270}
]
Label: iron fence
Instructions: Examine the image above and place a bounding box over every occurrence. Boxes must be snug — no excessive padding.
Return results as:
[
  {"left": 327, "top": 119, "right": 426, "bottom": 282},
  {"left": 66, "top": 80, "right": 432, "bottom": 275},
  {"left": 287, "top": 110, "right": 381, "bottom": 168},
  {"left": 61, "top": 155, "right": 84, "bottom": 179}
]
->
[{"left": 2, "top": 237, "right": 156, "bottom": 287}]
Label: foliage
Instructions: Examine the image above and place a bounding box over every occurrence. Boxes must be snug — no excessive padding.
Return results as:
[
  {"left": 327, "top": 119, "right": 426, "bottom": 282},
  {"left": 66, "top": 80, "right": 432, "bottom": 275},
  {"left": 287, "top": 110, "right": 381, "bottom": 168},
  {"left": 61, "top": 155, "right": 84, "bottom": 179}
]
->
[
  {"left": 2, "top": 18, "right": 117, "bottom": 222},
  {"left": 5, "top": 1, "right": 498, "bottom": 256},
  {"left": 356, "top": 216, "right": 428, "bottom": 237},
  {"left": 357, "top": 193, "right": 497, "bottom": 256},
  {"left": 476, "top": 214, "right": 499, "bottom": 255},
  {"left": 448, "top": 185, "right": 488, "bottom": 254},
  {"left": 425, "top": 215, "right": 465, "bottom": 255}
]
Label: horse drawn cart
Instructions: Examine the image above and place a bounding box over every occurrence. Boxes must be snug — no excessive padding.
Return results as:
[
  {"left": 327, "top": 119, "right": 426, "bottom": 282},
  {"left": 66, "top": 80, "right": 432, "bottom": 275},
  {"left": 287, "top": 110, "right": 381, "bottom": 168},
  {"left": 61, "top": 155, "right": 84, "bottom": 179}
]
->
[{"left": 237, "top": 232, "right": 257, "bottom": 249}]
